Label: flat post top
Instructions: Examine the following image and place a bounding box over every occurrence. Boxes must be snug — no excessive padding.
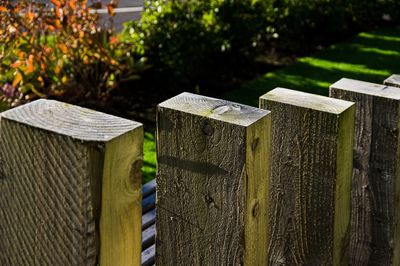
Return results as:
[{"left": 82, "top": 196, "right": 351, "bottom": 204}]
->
[
  {"left": 331, "top": 78, "right": 400, "bottom": 100},
  {"left": 260, "top": 87, "right": 354, "bottom": 114},
  {"left": 158, "top": 92, "right": 270, "bottom": 127},
  {"left": 0, "top": 99, "right": 142, "bottom": 142},
  {"left": 384, "top": 74, "right": 400, "bottom": 87}
]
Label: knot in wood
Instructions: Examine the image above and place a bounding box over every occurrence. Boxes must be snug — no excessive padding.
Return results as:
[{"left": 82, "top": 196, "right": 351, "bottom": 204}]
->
[
  {"left": 129, "top": 160, "right": 143, "bottom": 189},
  {"left": 204, "top": 194, "right": 215, "bottom": 208},
  {"left": 251, "top": 138, "right": 259, "bottom": 152},
  {"left": 389, "top": 127, "right": 398, "bottom": 136},
  {"left": 202, "top": 124, "right": 214, "bottom": 136},
  {"left": 252, "top": 202, "right": 260, "bottom": 218}
]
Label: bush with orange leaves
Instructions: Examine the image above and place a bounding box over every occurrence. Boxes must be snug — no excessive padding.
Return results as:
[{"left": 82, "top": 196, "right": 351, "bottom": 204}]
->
[{"left": 0, "top": 0, "right": 141, "bottom": 107}]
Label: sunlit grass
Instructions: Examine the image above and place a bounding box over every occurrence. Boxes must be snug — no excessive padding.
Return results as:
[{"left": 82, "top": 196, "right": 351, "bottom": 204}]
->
[
  {"left": 143, "top": 131, "right": 157, "bottom": 184},
  {"left": 358, "top": 32, "right": 400, "bottom": 42},
  {"left": 140, "top": 26, "right": 400, "bottom": 183},
  {"left": 299, "top": 58, "right": 391, "bottom": 77},
  {"left": 226, "top": 26, "right": 400, "bottom": 106}
]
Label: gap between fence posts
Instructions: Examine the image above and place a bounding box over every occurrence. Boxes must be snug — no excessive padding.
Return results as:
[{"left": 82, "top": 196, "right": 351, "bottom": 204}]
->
[
  {"left": 0, "top": 99, "right": 143, "bottom": 266},
  {"left": 260, "top": 88, "right": 355, "bottom": 265},
  {"left": 156, "top": 92, "right": 271, "bottom": 265},
  {"left": 330, "top": 78, "right": 400, "bottom": 265}
]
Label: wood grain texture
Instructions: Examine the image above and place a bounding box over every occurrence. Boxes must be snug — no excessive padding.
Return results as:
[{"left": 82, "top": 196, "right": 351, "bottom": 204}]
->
[
  {"left": 0, "top": 99, "right": 143, "bottom": 266},
  {"left": 156, "top": 92, "right": 271, "bottom": 266},
  {"left": 330, "top": 78, "right": 400, "bottom": 266},
  {"left": 99, "top": 128, "right": 143, "bottom": 266},
  {"left": 260, "top": 88, "right": 354, "bottom": 266},
  {"left": 384, "top": 74, "right": 400, "bottom": 88}
]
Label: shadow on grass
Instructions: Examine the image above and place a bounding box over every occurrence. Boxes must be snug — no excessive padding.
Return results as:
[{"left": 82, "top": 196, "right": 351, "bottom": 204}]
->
[
  {"left": 226, "top": 26, "right": 400, "bottom": 106},
  {"left": 143, "top": 26, "right": 400, "bottom": 183}
]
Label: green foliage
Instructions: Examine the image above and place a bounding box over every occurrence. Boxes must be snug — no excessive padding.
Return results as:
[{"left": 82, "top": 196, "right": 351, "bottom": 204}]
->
[
  {"left": 0, "top": 0, "right": 142, "bottom": 107},
  {"left": 270, "top": 0, "right": 400, "bottom": 52},
  {"left": 121, "top": 0, "right": 272, "bottom": 84},
  {"left": 120, "top": 0, "right": 399, "bottom": 95},
  {"left": 270, "top": 0, "right": 352, "bottom": 52}
]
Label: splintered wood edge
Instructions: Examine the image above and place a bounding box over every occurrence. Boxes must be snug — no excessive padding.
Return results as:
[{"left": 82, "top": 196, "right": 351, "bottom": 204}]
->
[
  {"left": 331, "top": 78, "right": 400, "bottom": 100},
  {"left": 158, "top": 92, "right": 270, "bottom": 127},
  {"left": 0, "top": 99, "right": 142, "bottom": 142},
  {"left": 384, "top": 74, "right": 400, "bottom": 88},
  {"left": 260, "top": 87, "right": 354, "bottom": 115}
]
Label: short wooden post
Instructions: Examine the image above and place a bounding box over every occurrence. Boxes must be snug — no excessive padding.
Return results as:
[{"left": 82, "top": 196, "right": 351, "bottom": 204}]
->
[
  {"left": 260, "top": 88, "right": 354, "bottom": 265},
  {"left": 156, "top": 92, "right": 271, "bottom": 265},
  {"left": 330, "top": 78, "right": 400, "bottom": 265},
  {"left": 384, "top": 74, "right": 400, "bottom": 87},
  {"left": 0, "top": 100, "right": 143, "bottom": 266}
]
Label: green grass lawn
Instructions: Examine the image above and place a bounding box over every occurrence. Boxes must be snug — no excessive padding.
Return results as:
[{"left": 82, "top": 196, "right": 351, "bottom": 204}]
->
[
  {"left": 143, "top": 131, "right": 157, "bottom": 183},
  {"left": 225, "top": 26, "right": 400, "bottom": 106},
  {"left": 141, "top": 26, "right": 400, "bottom": 183}
]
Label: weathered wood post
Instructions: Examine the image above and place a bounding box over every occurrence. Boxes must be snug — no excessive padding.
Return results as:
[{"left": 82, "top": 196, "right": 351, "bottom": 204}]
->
[
  {"left": 384, "top": 74, "right": 400, "bottom": 87},
  {"left": 260, "top": 88, "right": 355, "bottom": 265},
  {"left": 330, "top": 78, "right": 400, "bottom": 265},
  {"left": 0, "top": 100, "right": 143, "bottom": 266},
  {"left": 156, "top": 92, "right": 271, "bottom": 265}
]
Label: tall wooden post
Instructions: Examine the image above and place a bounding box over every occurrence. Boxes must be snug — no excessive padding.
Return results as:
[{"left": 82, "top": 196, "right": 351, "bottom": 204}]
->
[
  {"left": 330, "top": 78, "right": 400, "bottom": 266},
  {"left": 260, "top": 88, "right": 354, "bottom": 265},
  {"left": 156, "top": 92, "right": 271, "bottom": 265},
  {"left": 384, "top": 74, "right": 400, "bottom": 87},
  {"left": 0, "top": 100, "right": 143, "bottom": 266}
]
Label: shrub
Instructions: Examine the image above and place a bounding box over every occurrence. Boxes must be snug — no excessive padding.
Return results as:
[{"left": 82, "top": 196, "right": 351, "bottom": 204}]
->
[
  {"left": 270, "top": 0, "right": 352, "bottom": 52},
  {"left": 121, "top": 0, "right": 273, "bottom": 91},
  {"left": 271, "top": 0, "right": 400, "bottom": 53},
  {"left": 0, "top": 0, "right": 141, "bottom": 107}
]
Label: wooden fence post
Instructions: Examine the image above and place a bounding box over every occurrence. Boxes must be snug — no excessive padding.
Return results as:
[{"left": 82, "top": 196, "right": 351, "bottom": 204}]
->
[
  {"left": 156, "top": 92, "right": 271, "bottom": 265},
  {"left": 384, "top": 74, "right": 400, "bottom": 87},
  {"left": 0, "top": 99, "right": 143, "bottom": 266},
  {"left": 260, "top": 88, "right": 355, "bottom": 265},
  {"left": 330, "top": 78, "right": 400, "bottom": 265}
]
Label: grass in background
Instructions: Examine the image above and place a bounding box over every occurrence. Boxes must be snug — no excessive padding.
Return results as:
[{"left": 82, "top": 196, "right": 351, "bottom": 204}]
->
[
  {"left": 139, "top": 26, "right": 400, "bottom": 184},
  {"left": 143, "top": 132, "right": 157, "bottom": 183},
  {"left": 226, "top": 27, "right": 400, "bottom": 106}
]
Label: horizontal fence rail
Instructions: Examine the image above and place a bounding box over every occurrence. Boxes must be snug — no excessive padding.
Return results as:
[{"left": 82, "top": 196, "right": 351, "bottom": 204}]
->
[{"left": 1, "top": 74, "right": 400, "bottom": 266}]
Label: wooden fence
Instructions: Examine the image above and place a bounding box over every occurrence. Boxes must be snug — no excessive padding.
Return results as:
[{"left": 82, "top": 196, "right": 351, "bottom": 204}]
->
[{"left": 0, "top": 74, "right": 400, "bottom": 265}]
